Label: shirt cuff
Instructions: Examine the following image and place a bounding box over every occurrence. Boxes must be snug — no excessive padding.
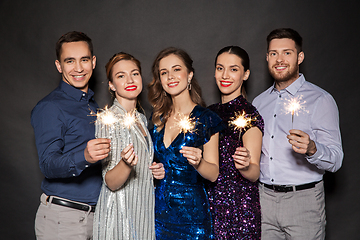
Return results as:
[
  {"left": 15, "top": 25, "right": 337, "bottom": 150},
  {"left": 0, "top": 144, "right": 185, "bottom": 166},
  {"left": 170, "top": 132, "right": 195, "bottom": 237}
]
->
[
  {"left": 305, "top": 141, "right": 323, "bottom": 163},
  {"left": 72, "top": 150, "right": 91, "bottom": 176}
]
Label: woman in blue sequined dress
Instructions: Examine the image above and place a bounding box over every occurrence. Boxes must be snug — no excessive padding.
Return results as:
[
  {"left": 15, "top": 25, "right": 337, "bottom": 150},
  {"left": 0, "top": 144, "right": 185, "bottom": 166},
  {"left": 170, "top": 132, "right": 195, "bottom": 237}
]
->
[
  {"left": 207, "top": 46, "right": 264, "bottom": 239},
  {"left": 148, "top": 47, "right": 224, "bottom": 239}
]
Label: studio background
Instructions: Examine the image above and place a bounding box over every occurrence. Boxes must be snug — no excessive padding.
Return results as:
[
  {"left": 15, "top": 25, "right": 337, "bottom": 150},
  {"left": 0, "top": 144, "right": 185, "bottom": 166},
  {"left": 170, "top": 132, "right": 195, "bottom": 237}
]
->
[{"left": 1, "top": 1, "right": 358, "bottom": 239}]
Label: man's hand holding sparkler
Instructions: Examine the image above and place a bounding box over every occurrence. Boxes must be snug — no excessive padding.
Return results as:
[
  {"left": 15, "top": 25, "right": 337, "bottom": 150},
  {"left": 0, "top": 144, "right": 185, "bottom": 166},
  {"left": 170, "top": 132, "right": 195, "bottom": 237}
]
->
[
  {"left": 287, "top": 129, "right": 317, "bottom": 156},
  {"left": 232, "top": 146, "right": 251, "bottom": 171},
  {"left": 149, "top": 162, "right": 165, "bottom": 180},
  {"left": 84, "top": 138, "right": 111, "bottom": 163}
]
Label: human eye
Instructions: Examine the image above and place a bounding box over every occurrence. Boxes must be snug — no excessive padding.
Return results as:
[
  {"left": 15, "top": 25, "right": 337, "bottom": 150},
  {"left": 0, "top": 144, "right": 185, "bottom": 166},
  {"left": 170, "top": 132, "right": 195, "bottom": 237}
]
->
[
  {"left": 216, "top": 66, "right": 223, "bottom": 71},
  {"left": 284, "top": 51, "right": 291, "bottom": 56},
  {"left": 117, "top": 74, "right": 125, "bottom": 79},
  {"left": 160, "top": 71, "right": 167, "bottom": 76},
  {"left": 269, "top": 52, "right": 277, "bottom": 57},
  {"left": 65, "top": 59, "right": 74, "bottom": 64},
  {"left": 231, "top": 68, "right": 238, "bottom": 72},
  {"left": 133, "top": 71, "right": 140, "bottom": 76},
  {"left": 174, "top": 67, "right": 181, "bottom": 72}
]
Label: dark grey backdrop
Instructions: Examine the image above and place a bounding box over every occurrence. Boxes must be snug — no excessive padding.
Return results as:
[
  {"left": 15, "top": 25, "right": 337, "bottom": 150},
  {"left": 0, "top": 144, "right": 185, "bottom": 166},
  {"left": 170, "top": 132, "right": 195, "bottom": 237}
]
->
[{"left": 1, "top": 1, "right": 359, "bottom": 239}]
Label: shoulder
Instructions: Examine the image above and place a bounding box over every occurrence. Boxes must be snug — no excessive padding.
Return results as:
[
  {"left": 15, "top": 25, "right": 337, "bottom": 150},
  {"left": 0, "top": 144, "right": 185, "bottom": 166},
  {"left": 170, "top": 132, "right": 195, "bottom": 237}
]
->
[{"left": 302, "top": 81, "right": 338, "bottom": 105}]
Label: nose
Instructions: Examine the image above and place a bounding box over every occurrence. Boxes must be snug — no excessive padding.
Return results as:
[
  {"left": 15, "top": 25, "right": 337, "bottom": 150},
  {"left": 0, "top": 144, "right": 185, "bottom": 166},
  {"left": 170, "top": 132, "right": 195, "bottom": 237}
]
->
[
  {"left": 74, "top": 61, "right": 83, "bottom": 72},
  {"left": 168, "top": 71, "right": 174, "bottom": 80},
  {"left": 276, "top": 54, "right": 284, "bottom": 63},
  {"left": 128, "top": 75, "right": 135, "bottom": 83},
  {"left": 222, "top": 69, "right": 229, "bottom": 79}
]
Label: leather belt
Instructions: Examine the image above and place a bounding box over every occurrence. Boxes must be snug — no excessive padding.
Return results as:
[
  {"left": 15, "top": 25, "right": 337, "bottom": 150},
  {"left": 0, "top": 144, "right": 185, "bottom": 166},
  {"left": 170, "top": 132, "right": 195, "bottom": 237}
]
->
[
  {"left": 47, "top": 196, "right": 96, "bottom": 212},
  {"left": 260, "top": 180, "right": 321, "bottom": 193}
]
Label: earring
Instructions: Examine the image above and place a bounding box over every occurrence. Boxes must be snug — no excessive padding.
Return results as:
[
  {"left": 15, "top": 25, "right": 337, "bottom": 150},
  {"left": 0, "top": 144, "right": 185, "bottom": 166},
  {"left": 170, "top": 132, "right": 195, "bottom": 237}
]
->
[
  {"left": 163, "top": 91, "right": 167, "bottom": 96},
  {"left": 187, "top": 81, "right": 192, "bottom": 91}
]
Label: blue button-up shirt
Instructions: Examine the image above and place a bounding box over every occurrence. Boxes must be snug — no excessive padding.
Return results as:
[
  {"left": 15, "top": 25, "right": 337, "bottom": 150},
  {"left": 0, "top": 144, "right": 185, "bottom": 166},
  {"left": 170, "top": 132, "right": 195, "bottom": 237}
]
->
[
  {"left": 253, "top": 74, "right": 343, "bottom": 185},
  {"left": 31, "top": 81, "right": 102, "bottom": 204}
]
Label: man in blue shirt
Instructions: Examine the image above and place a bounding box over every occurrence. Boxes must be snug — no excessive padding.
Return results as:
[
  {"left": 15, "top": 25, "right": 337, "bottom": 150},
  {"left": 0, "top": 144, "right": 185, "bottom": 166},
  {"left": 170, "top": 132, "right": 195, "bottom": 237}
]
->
[
  {"left": 31, "top": 31, "right": 111, "bottom": 239},
  {"left": 253, "top": 28, "right": 343, "bottom": 239}
]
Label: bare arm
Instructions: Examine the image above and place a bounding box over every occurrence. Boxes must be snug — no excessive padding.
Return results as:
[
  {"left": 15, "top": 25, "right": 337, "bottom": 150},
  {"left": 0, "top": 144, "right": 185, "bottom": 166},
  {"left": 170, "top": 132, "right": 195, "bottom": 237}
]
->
[
  {"left": 234, "top": 127, "right": 262, "bottom": 182},
  {"left": 180, "top": 133, "right": 220, "bottom": 182},
  {"left": 104, "top": 144, "right": 138, "bottom": 191}
]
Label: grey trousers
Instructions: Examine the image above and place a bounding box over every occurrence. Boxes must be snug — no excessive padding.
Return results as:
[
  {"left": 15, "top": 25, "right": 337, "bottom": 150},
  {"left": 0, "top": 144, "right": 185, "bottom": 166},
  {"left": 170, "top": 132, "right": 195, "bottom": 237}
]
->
[
  {"left": 35, "top": 193, "right": 94, "bottom": 240},
  {"left": 259, "top": 181, "right": 326, "bottom": 240}
]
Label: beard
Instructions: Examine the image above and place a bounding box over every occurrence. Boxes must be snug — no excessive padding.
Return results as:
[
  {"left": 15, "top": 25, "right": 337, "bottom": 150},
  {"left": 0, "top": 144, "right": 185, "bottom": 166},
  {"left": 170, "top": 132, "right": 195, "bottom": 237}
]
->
[{"left": 269, "top": 64, "right": 299, "bottom": 83}]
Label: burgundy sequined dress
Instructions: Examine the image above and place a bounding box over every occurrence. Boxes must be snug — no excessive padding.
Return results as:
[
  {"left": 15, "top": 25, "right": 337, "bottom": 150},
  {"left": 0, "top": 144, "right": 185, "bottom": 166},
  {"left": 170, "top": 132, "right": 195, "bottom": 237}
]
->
[{"left": 207, "top": 95, "right": 264, "bottom": 239}]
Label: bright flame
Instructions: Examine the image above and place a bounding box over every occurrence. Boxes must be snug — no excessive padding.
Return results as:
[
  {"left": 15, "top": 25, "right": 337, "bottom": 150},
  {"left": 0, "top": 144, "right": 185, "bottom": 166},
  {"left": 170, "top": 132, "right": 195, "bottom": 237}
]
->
[
  {"left": 96, "top": 106, "right": 118, "bottom": 125},
  {"left": 174, "top": 112, "right": 196, "bottom": 134},
  {"left": 229, "top": 110, "right": 255, "bottom": 132},
  {"left": 122, "top": 111, "right": 137, "bottom": 129},
  {"left": 283, "top": 96, "right": 308, "bottom": 123}
]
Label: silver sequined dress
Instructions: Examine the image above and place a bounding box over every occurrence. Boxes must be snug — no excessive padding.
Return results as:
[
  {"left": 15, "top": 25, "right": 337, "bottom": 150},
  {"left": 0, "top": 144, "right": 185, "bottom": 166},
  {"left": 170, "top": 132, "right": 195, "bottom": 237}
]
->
[{"left": 93, "top": 99, "right": 155, "bottom": 240}]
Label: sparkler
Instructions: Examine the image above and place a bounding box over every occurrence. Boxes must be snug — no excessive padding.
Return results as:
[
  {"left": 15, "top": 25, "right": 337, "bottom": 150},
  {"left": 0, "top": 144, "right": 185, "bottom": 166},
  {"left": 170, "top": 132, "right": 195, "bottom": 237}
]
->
[
  {"left": 121, "top": 110, "right": 137, "bottom": 144},
  {"left": 229, "top": 110, "right": 256, "bottom": 141},
  {"left": 173, "top": 112, "right": 196, "bottom": 134},
  {"left": 284, "top": 96, "right": 307, "bottom": 128}
]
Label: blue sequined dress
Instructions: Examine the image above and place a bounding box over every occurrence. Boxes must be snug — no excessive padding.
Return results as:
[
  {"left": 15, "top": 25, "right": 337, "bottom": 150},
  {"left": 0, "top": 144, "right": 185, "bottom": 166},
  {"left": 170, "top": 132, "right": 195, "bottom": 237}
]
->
[
  {"left": 151, "top": 105, "right": 224, "bottom": 240},
  {"left": 207, "top": 95, "right": 264, "bottom": 239}
]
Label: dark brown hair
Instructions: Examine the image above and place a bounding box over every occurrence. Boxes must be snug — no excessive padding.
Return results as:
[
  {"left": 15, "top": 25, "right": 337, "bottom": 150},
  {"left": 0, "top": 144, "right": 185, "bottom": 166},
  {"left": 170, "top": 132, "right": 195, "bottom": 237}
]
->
[
  {"left": 215, "top": 46, "right": 250, "bottom": 98},
  {"left": 266, "top": 28, "right": 303, "bottom": 53},
  {"left": 148, "top": 47, "right": 205, "bottom": 130},
  {"left": 55, "top": 31, "right": 93, "bottom": 60}
]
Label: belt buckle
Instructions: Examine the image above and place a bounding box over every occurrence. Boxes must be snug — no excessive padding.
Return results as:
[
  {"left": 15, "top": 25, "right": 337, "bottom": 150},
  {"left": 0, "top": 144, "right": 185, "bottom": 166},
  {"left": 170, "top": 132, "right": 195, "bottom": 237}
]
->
[{"left": 273, "top": 185, "right": 291, "bottom": 192}]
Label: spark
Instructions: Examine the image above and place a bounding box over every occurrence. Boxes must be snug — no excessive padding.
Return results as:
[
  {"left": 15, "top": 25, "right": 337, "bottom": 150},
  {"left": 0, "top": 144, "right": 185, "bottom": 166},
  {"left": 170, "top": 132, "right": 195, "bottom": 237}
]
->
[
  {"left": 122, "top": 110, "right": 137, "bottom": 129},
  {"left": 283, "top": 96, "right": 308, "bottom": 124},
  {"left": 229, "top": 110, "right": 256, "bottom": 133},
  {"left": 96, "top": 106, "right": 118, "bottom": 125},
  {"left": 174, "top": 112, "right": 196, "bottom": 134}
]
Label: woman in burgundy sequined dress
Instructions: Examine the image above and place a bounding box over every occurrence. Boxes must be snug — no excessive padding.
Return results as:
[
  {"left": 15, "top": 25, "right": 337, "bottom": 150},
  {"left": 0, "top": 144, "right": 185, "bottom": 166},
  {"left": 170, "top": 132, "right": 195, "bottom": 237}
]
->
[{"left": 207, "top": 46, "right": 264, "bottom": 239}]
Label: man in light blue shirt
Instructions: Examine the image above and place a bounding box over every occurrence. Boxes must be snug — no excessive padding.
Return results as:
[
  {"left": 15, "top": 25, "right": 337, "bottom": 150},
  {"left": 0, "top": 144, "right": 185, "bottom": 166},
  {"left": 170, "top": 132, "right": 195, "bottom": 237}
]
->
[{"left": 253, "top": 28, "right": 343, "bottom": 239}]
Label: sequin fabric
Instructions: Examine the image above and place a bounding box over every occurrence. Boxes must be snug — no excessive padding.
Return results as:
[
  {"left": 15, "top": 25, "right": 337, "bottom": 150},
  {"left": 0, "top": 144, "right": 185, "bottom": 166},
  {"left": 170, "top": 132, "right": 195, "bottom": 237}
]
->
[
  {"left": 93, "top": 99, "right": 155, "bottom": 240},
  {"left": 151, "top": 105, "right": 224, "bottom": 240},
  {"left": 207, "top": 95, "right": 264, "bottom": 239}
]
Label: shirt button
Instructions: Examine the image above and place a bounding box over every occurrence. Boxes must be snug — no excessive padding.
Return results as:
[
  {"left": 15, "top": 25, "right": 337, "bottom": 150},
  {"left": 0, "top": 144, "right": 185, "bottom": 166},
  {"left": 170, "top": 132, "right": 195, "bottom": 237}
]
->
[
  {"left": 271, "top": 179, "right": 274, "bottom": 182},
  {"left": 271, "top": 135, "right": 274, "bottom": 139},
  {"left": 85, "top": 165, "right": 89, "bottom": 168},
  {"left": 274, "top": 114, "right": 276, "bottom": 117},
  {"left": 270, "top": 157, "right": 273, "bottom": 160},
  {"left": 72, "top": 174, "right": 76, "bottom": 177}
]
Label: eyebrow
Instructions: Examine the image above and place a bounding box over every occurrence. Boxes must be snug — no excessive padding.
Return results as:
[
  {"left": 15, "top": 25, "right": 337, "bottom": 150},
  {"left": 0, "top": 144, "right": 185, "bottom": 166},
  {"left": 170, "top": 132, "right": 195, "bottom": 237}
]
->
[
  {"left": 268, "top": 49, "right": 295, "bottom": 53},
  {"left": 114, "top": 68, "right": 139, "bottom": 76},
  {"left": 63, "top": 56, "right": 91, "bottom": 62},
  {"left": 160, "top": 64, "right": 182, "bottom": 72},
  {"left": 216, "top": 63, "right": 240, "bottom": 68}
]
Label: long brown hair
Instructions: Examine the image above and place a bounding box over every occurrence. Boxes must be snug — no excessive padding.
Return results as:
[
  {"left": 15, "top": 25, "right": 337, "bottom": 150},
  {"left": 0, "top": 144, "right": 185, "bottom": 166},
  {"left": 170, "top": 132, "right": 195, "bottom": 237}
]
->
[
  {"left": 148, "top": 47, "right": 205, "bottom": 131},
  {"left": 105, "top": 52, "right": 143, "bottom": 112}
]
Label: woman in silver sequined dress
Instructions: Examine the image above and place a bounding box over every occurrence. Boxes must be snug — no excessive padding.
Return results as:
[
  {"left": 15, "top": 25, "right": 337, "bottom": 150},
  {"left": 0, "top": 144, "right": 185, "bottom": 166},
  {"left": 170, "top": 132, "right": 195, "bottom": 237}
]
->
[{"left": 93, "top": 52, "right": 165, "bottom": 240}]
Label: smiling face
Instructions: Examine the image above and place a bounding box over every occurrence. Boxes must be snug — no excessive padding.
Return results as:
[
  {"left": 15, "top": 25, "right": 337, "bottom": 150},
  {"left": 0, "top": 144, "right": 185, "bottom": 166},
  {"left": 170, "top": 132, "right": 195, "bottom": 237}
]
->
[
  {"left": 109, "top": 60, "right": 142, "bottom": 104},
  {"left": 55, "top": 41, "right": 96, "bottom": 93},
  {"left": 158, "top": 54, "right": 193, "bottom": 97},
  {"left": 267, "top": 38, "right": 304, "bottom": 90},
  {"left": 215, "top": 52, "right": 250, "bottom": 103}
]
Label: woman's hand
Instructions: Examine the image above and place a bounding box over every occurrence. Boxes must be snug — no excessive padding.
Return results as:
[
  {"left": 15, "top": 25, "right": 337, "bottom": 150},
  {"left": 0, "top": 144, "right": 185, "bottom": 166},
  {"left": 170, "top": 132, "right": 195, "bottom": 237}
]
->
[
  {"left": 179, "top": 146, "right": 203, "bottom": 168},
  {"left": 120, "top": 143, "right": 138, "bottom": 167},
  {"left": 233, "top": 146, "right": 251, "bottom": 171},
  {"left": 149, "top": 162, "right": 165, "bottom": 179}
]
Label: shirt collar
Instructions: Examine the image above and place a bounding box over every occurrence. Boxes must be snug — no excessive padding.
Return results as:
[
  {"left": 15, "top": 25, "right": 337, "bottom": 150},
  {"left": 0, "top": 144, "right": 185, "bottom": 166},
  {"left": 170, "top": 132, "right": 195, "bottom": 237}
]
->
[
  {"left": 270, "top": 73, "right": 305, "bottom": 96},
  {"left": 59, "top": 80, "right": 95, "bottom": 102}
]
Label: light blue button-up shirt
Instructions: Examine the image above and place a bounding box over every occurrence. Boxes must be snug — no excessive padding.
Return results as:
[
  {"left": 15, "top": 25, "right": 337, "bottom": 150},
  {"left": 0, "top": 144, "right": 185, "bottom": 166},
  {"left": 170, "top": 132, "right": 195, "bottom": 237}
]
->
[{"left": 253, "top": 74, "right": 343, "bottom": 185}]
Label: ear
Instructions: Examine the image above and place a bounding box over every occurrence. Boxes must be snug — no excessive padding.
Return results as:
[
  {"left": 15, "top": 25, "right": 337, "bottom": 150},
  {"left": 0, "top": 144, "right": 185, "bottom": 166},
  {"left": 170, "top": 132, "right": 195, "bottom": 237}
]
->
[
  {"left": 108, "top": 80, "right": 115, "bottom": 91},
  {"left": 298, "top": 51, "right": 304, "bottom": 65},
  {"left": 92, "top": 55, "right": 97, "bottom": 69},
  {"left": 243, "top": 69, "right": 250, "bottom": 81},
  {"left": 55, "top": 60, "right": 62, "bottom": 73},
  {"left": 188, "top": 71, "right": 194, "bottom": 82},
  {"left": 266, "top": 53, "right": 269, "bottom": 62}
]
